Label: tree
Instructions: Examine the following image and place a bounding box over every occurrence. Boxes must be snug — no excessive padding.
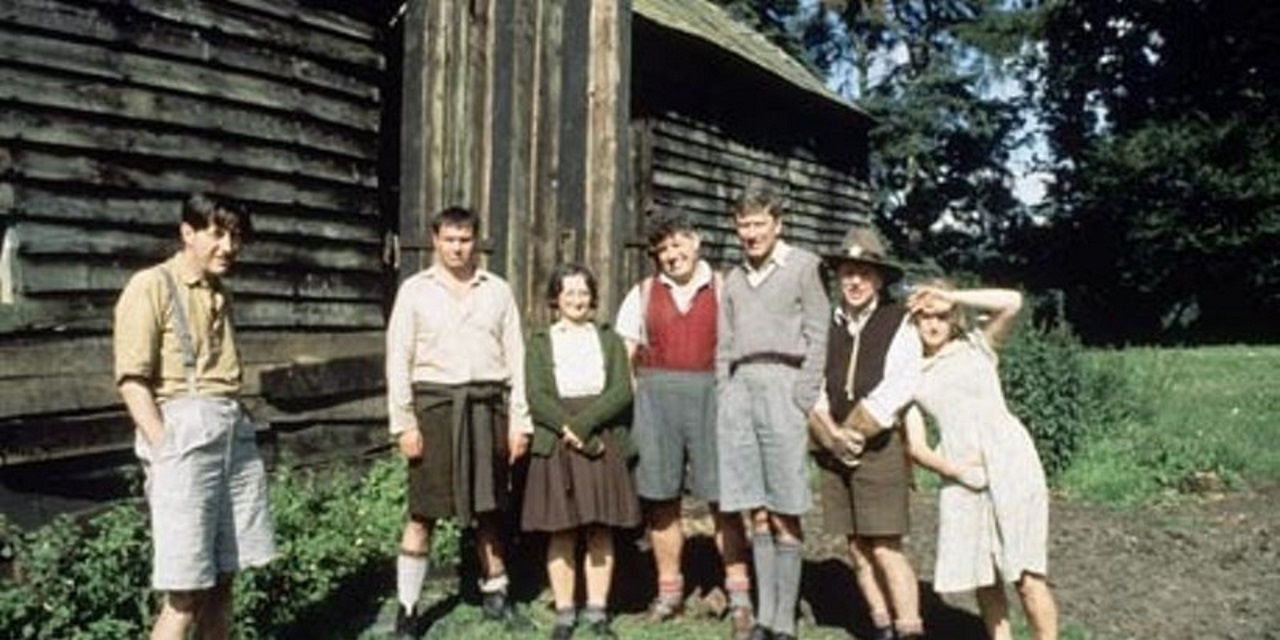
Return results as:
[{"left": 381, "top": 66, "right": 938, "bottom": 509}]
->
[
  {"left": 1035, "top": 0, "right": 1280, "bottom": 343},
  {"left": 788, "top": 1, "right": 1041, "bottom": 276}
]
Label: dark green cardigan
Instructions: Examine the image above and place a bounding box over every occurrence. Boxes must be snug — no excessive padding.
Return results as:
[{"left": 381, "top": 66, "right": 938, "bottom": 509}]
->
[{"left": 524, "top": 323, "right": 635, "bottom": 458}]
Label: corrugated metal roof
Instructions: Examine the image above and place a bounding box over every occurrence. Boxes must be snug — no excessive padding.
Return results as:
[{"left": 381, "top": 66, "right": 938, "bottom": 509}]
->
[{"left": 633, "top": 0, "right": 864, "bottom": 115}]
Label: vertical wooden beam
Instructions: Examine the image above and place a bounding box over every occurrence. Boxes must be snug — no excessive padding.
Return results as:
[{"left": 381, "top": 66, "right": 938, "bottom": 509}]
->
[
  {"left": 557, "top": 0, "right": 590, "bottom": 266},
  {"left": 530, "top": 0, "right": 564, "bottom": 324},
  {"left": 583, "top": 0, "right": 631, "bottom": 315},
  {"left": 473, "top": 0, "right": 498, "bottom": 273},
  {"left": 398, "top": 0, "right": 430, "bottom": 281}
]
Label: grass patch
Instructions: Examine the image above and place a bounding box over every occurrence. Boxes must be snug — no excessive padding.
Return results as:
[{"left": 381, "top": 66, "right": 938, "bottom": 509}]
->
[{"left": 1060, "top": 345, "right": 1280, "bottom": 505}]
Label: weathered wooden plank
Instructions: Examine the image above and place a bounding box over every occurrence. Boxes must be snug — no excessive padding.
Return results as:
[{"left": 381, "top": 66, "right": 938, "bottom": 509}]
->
[
  {"left": 583, "top": 0, "right": 629, "bottom": 314},
  {"left": 0, "top": 66, "right": 376, "bottom": 160},
  {"left": 6, "top": 148, "right": 379, "bottom": 215},
  {"left": 0, "top": 410, "right": 134, "bottom": 466},
  {"left": 90, "top": 0, "right": 385, "bottom": 71},
  {"left": 395, "top": 0, "right": 428, "bottom": 279},
  {"left": 11, "top": 189, "right": 383, "bottom": 245},
  {"left": 18, "top": 260, "right": 384, "bottom": 303},
  {"left": 4, "top": 0, "right": 380, "bottom": 101},
  {"left": 0, "top": 28, "right": 378, "bottom": 132},
  {"left": 12, "top": 221, "right": 379, "bottom": 270},
  {"left": 530, "top": 0, "right": 565, "bottom": 316},
  {"left": 652, "top": 117, "right": 862, "bottom": 181},
  {"left": 651, "top": 130, "right": 870, "bottom": 208},
  {"left": 233, "top": 298, "right": 385, "bottom": 329},
  {"left": 258, "top": 354, "right": 384, "bottom": 408},
  {"left": 0, "top": 108, "right": 377, "bottom": 189},
  {"left": 650, "top": 169, "right": 864, "bottom": 233},
  {"left": 220, "top": 0, "right": 382, "bottom": 42},
  {"left": 0, "top": 331, "right": 385, "bottom": 380}
]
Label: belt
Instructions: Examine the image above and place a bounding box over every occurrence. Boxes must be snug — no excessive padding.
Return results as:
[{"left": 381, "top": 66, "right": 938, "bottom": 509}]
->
[{"left": 729, "top": 351, "right": 804, "bottom": 375}]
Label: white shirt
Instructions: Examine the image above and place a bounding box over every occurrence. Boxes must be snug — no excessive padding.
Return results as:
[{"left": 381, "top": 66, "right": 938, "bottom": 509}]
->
[
  {"left": 614, "top": 260, "right": 716, "bottom": 346},
  {"left": 550, "top": 321, "right": 606, "bottom": 398},
  {"left": 385, "top": 266, "right": 532, "bottom": 435},
  {"left": 814, "top": 299, "right": 923, "bottom": 427},
  {"left": 744, "top": 241, "right": 792, "bottom": 288}
]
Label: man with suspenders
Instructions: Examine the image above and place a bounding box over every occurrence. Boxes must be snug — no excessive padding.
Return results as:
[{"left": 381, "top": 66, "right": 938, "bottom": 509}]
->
[{"left": 114, "top": 193, "right": 275, "bottom": 640}]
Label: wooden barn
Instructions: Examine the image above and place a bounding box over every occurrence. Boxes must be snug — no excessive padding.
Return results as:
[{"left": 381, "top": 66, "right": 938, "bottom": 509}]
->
[{"left": 0, "top": 0, "right": 872, "bottom": 523}]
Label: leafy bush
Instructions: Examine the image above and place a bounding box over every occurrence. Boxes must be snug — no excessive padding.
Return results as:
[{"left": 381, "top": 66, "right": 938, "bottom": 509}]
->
[
  {"left": 999, "top": 319, "right": 1144, "bottom": 481},
  {"left": 0, "top": 456, "right": 462, "bottom": 639}
]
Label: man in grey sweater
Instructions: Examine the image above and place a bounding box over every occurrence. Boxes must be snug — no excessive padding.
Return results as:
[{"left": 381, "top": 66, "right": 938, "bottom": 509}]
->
[{"left": 716, "top": 188, "right": 831, "bottom": 640}]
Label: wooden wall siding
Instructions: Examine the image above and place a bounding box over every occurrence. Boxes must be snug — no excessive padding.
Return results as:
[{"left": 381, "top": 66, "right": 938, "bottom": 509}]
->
[
  {"left": 636, "top": 115, "right": 872, "bottom": 268},
  {"left": 1, "top": 0, "right": 386, "bottom": 336},
  {"left": 399, "top": 0, "right": 632, "bottom": 319},
  {"left": 0, "top": 0, "right": 395, "bottom": 462}
]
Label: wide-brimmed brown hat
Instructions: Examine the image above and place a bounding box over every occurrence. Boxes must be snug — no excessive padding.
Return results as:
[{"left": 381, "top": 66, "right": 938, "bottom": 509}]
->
[{"left": 823, "top": 225, "right": 904, "bottom": 284}]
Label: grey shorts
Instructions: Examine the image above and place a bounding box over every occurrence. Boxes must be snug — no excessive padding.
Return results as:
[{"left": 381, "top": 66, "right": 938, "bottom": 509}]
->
[
  {"left": 716, "top": 365, "right": 812, "bottom": 515},
  {"left": 137, "top": 396, "right": 276, "bottom": 591},
  {"left": 631, "top": 370, "right": 719, "bottom": 502}
]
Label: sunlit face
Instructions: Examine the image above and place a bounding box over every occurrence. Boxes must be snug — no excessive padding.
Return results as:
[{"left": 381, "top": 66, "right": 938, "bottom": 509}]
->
[
  {"left": 653, "top": 231, "right": 700, "bottom": 284},
  {"left": 433, "top": 223, "right": 476, "bottom": 273},
  {"left": 914, "top": 298, "right": 957, "bottom": 354},
  {"left": 735, "top": 208, "right": 782, "bottom": 265},
  {"left": 182, "top": 222, "right": 240, "bottom": 277},
  {"left": 556, "top": 274, "right": 594, "bottom": 324},
  {"left": 837, "top": 261, "right": 883, "bottom": 312}
]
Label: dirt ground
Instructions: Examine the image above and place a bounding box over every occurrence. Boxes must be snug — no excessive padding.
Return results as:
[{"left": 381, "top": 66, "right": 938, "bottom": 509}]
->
[{"left": 795, "top": 484, "right": 1280, "bottom": 639}]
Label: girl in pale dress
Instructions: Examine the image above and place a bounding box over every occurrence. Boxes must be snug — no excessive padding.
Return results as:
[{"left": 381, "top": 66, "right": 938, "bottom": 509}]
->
[{"left": 902, "top": 282, "right": 1059, "bottom": 640}]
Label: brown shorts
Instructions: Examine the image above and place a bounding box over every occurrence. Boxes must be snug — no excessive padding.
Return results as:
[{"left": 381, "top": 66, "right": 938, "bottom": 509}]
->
[
  {"left": 817, "top": 428, "right": 910, "bottom": 537},
  {"left": 407, "top": 385, "right": 511, "bottom": 521}
]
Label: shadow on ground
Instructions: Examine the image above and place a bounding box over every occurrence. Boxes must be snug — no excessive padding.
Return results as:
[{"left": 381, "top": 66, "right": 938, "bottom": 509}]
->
[{"left": 803, "top": 557, "right": 987, "bottom": 640}]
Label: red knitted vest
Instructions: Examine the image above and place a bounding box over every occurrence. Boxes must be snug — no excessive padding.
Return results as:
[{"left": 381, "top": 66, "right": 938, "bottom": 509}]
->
[{"left": 637, "top": 278, "right": 717, "bottom": 371}]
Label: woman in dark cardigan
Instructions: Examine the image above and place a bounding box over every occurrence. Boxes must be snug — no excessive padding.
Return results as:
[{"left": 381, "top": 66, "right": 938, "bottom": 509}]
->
[{"left": 522, "top": 263, "right": 640, "bottom": 639}]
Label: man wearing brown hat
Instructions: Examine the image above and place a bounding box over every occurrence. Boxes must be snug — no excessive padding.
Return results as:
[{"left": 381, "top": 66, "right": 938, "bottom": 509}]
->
[{"left": 808, "top": 224, "right": 925, "bottom": 640}]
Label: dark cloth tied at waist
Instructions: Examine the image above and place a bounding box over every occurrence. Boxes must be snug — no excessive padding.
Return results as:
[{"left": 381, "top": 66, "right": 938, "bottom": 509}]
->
[
  {"left": 729, "top": 351, "right": 805, "bottom": 375},
  {"left": 412, "top": 381, "right": 509, "bottom": 524}
]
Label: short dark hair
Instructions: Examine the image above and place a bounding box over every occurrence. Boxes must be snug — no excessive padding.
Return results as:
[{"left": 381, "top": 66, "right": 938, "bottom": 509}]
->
[
  {"left": 182, "top": 193, "right": 251, "bottom": 241},
  {"left": 646, "top": 209, "right": 698, "bottom": 254},
  {"left": 545, "top": 262, "right": 598, "bottom": 310},
  {"left": 733, "top": 186, "right": 785, "bottom": 219},
  {"left": 431, "top": 206, "right": 480, "bottom": 235}
]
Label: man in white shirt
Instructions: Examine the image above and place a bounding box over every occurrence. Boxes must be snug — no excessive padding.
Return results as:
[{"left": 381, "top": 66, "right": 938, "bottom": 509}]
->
[
  {"left": 384, "top": 206, "right": 532, "bottom": 637},
  {"left": 615, "top": 211, "right": 753, "bottom": 638},
  {"left": 808, "top": 225, "right": 924, "bottom": 640}
]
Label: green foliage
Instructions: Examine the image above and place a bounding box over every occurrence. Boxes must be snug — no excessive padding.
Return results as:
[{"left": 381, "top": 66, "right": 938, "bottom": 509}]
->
[
  {"left": 1034, "top": 0, "right": 1280, "bottom": 344},
  {"left": 0, "top": 456, "right": 460, "bottom": 639},
  {"left": 998, "top": 315, "right": 1143, "bottom": 480},
  {"left": 0, "top": 505, "right": 151, "bottom": 640},
  {"left": 1061, "top": 346, "right": 1280, "bottom": 505}
]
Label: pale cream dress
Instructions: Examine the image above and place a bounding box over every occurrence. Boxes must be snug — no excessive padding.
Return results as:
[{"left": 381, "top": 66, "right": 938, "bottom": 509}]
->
[{"left": 913, "top": 331, "right": 1049, "bottom": 593}]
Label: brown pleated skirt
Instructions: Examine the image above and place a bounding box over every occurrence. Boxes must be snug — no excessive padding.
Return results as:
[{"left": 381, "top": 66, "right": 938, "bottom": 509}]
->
[{"left": 521, "top": 400, "right": 641, "bottom": 532}]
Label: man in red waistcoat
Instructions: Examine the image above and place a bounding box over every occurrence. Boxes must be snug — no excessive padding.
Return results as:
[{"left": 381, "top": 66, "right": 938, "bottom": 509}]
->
[{"left": 615, "top": 210, "right": 754, "bottom": 639}]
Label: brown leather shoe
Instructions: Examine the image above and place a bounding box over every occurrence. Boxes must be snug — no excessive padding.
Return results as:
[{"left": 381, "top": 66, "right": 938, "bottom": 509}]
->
[{"left": 729, "top": 605, "right": 756, "bottom": 640}]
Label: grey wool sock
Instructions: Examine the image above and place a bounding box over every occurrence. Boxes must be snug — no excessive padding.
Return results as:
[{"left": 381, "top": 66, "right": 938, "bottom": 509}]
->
[
  {"left": 752, "top": 531, "right": 777, "bottom": 629},
  {"left": 396, "top": 553, "right": 428, "bottom": 613},
  {"left": 773, "top": 539, "right": 803, "bottom": 636}
]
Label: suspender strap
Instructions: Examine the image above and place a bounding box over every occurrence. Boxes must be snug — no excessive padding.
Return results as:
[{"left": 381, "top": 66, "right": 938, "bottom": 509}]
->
[{"left": 159, "top": 268, "right": 199, "bottom": 395}]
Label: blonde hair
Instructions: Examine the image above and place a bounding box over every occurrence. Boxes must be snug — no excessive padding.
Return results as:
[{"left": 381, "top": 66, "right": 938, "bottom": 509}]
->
[{"left": 912, "top": 277, "right": 968, "bottom": 339}]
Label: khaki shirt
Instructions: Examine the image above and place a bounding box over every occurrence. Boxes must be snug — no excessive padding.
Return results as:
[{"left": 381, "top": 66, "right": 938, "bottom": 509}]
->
[
  {"left": 385, "top": 266, "right": 531, "bottom": 435},
  {"left": 114, "top": 253, "right": 242, "bottom": 399}
]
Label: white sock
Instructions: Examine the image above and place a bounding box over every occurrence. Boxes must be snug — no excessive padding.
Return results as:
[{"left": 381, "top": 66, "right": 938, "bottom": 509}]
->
[{"left": 397, "top": 553, "right": 428, "bottom": 613}]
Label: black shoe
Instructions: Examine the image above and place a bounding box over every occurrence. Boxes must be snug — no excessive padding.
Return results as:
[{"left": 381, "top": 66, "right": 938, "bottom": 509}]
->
[
  {"left": 772, "top": 634, "right": 796, "bottom": 640},
  {"left": 482, "top": 592, "right": 534, "bottom": 631},
  {"left": 868, "top": 626, "right": 895, "bottom": 640},
  {"left": 587, "top": 618, "right": 617, "bottom": 638},
  {"left": 393, "top": 605, "right": 417, "bottom": 639},
  {"left": 551, "top": 622, "right": 575, "bottom": 640},
  {"left": 749, "top": 625, "right": 773, "bottom": 640}
]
